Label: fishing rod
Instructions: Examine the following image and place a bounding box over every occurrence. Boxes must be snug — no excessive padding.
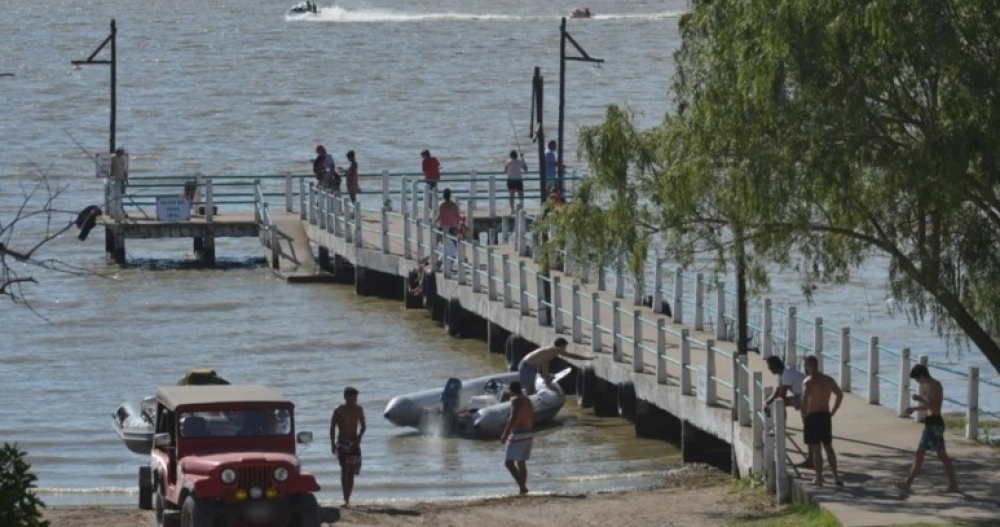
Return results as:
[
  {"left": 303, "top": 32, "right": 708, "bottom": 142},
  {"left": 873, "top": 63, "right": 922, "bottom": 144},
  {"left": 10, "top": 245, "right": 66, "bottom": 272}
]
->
[{"left": 506, "top": 103, "right": 525, "bottom": 161}]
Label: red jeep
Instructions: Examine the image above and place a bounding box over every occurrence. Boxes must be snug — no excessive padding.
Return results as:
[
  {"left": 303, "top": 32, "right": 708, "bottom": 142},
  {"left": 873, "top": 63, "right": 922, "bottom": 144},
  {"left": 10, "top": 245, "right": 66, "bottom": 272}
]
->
[{"left": 139, "top": 384, "right": 322, "bottom": 527}]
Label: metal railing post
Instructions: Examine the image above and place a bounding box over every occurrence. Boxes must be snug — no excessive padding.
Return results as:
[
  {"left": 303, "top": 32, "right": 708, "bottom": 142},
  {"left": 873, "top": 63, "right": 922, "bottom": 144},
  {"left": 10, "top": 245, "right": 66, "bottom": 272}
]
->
[
  {"left": 656, "top": 320, "right": 667, "bottom": 384},
  {"left": 552, "top": 276, "right": 564, "bottom": 333},
  {"left": 967, "top": 366, "right": 980, "bottom": 440},
  {"left": 680, "top": 329, "right": 691, "bottom": 395},
  {"left": 486, "top": 247, "right": 497, "bottom": 300},
  {"left": 673, "top": 268, "right": 683, "bottom": 324},
  {"left": 705, "top": 340, "right": 717, "bottom": 405},
  {"left": 299, "top": 178, "right": 307, "bottom": 220},
  {"left": 868, "top": 336, "right": 879, "bottom": 404},
  {"left": 572, "top": 285, "right": 582, "bottom": 343},
  {"left": 814, "top": 316, "right": 824, "bottom": 373},
  {"left": 787, "top": 306, "right": 798, "bottom": 365},
  {"left": 591, "top": 293, "right": 602, "bottom": 353},
  {"left": 285, "top": 172, "right": 293, "bottom": 212},
  {"left": 502, "top": 255, "right": 512, "bottom": 308},
  {"left": 381, "top": 170, "right": 390, "bottom": 210},
  {"left": 403, "top": 212, "right": 412, "bottom": 259},
  {"left": 752, "top": 371, "right": 764, "bottom": 476},
  {"left": 774, "top": 399, "right": 789, "bottom": 503},
  {"left": 456, "top": 240, "right": 466, "bottom": 285},
  {"left": 652, "top": 258, "right": 664, "bottom": 313},
  {"left": 897, "top": 348, "right": 910, "bottom": 417},
  {"left": 694, "top": 272, "right": 705, "bottom": 330},
  {"left": 840, "top": 327, "right": 852, "bottom": 392},
  {"left": 739, "top": 355, "right": 750, "bottom": 426},
  {"left": 472, "top": 244, "right": 481, "bottom": 293},
  {"left": 536, "top": 273, "right": 549, "bottom": 326},
  {"left": 633, "top": 310, "right": 643, "bottom": 373},
  {"left": 519, "top": 262, "right": 529, "bottom": 315},
  {"left": 716, "top": 282, "right": 727, "bottom": 341},
  {"left": 488, "top": 175, "right": 497, "bottom": 217},
  {"left": 205, "top": 179, "right": 214, "bottom": 222},
  {"left": 465, "top": 200, "right": 475, "bottom": 241},
  {"left": 762, "top": 299, "right": 773, "bottom": 358},
  {"left": 612, "top": 301, "right": 622, "bottom": 362},
  {"left": 381, "top": 208, "right": 389, "bottom": 254}
]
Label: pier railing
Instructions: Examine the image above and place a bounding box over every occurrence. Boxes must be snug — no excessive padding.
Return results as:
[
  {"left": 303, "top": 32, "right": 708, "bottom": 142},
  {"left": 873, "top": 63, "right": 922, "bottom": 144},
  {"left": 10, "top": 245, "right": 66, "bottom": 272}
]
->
[{"left": 298, "top": 179, "right": 999, "bottom": 445}]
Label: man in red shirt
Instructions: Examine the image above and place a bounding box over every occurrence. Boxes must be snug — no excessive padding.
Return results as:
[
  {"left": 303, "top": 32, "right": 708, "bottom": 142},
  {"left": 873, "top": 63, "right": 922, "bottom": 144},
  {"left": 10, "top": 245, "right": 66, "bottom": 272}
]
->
[{"left": 421, "top": 149, "right": 441, "bottom": 190}]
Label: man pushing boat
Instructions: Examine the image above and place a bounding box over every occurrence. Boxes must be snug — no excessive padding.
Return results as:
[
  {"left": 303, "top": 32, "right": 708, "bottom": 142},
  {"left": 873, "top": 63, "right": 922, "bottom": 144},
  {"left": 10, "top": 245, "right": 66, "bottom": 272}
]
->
[{"left": 519, "top": 338, "right": 595, "bottom": 395}]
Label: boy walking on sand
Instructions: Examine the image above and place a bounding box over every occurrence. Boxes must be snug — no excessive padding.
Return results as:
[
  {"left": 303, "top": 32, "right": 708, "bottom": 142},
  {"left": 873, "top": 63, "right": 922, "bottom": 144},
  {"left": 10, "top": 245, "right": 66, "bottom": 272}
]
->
[
  {"left": 330, "top": 387, "right": 366, "bottom": 506},
  {"left": 898, "top": 364, "right": 959, "bottom": 493}
]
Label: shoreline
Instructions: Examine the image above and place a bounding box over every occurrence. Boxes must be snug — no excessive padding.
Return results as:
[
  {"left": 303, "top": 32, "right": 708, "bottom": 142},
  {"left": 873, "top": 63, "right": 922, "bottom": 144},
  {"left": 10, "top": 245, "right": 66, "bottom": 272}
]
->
[{"left": 44, "top": 464, "right": 771, "bottom": 527}]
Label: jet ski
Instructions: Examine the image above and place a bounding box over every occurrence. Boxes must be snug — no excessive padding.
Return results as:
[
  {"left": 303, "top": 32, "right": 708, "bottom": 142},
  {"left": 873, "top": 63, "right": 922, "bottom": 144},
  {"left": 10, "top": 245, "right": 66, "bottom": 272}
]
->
[
  {"left": 289, "top": 1, "right": 319, "bottom": 14},
  {"left": 570, "top": 8, "right": 594, "bottom": 18},
  {"left": 383, "top": 368, "right": 571, "bottom": 439}
]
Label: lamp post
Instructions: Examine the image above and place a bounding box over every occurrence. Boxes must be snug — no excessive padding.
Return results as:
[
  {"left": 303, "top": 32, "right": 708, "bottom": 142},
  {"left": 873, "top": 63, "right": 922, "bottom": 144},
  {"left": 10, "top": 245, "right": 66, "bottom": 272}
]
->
[
  {"left": 558, "top": 17, "right": 603, "bottom": 193},
  {"left": 72, "top": 19, "right": 117, "bottom": 154}
]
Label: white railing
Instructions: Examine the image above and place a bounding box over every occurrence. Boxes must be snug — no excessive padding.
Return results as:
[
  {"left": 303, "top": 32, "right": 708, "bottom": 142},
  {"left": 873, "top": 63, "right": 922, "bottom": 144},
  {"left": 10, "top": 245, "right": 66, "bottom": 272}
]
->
[{"left": 300, "top": 175, "right": 999, "bottom": 447}]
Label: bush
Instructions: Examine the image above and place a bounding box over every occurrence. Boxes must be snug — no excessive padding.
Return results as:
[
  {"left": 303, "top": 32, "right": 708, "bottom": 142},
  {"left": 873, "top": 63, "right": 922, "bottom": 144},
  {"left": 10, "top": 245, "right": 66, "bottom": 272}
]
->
[{"left": 0, "top": 442, "right": 49, "bottom": 527}]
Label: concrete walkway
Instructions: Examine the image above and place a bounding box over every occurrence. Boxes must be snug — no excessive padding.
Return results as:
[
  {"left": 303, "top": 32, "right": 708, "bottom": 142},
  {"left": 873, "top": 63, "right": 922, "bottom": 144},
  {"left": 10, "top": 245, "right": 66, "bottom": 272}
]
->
[{"left": 312, "top": 207, "right": 1000, "bottom": 527}]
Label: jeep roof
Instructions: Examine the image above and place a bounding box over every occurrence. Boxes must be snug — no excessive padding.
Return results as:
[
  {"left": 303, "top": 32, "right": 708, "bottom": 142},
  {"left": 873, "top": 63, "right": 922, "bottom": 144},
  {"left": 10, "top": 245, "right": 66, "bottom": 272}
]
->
[{"left": 155, "top": 384, "right": 291, "bottom": 410}]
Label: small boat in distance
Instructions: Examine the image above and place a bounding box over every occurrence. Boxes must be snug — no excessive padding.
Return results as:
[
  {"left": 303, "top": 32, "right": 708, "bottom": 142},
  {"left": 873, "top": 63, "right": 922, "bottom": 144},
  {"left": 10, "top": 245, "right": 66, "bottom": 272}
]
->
[
  {"left": 288, "top": 1, "right": 319, "bottom": 15},
  {"left": 570, "top": 8, "right": 593, "bottom": 19}
]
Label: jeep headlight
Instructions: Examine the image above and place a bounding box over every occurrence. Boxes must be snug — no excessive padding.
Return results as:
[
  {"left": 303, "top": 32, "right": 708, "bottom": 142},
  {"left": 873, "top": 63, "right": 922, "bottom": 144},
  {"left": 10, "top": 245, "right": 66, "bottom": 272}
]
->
[
  {"left": 273, "top": 467, "right": 289, "bottom": 482},
  {"left": 220, "top": 468, "right": 236, "bottom": 484}
]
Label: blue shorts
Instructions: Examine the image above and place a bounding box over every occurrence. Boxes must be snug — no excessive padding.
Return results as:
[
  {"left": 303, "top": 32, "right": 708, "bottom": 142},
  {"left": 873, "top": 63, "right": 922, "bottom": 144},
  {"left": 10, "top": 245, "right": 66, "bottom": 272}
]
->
[{"left": 518, "top": 361, "right": 538, "bottom": 391}]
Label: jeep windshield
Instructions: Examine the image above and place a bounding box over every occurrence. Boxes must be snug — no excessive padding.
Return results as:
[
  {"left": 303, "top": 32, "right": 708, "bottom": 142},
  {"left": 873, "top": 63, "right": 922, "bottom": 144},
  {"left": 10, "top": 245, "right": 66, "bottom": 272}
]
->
[{"left": 179, "top": 409, "right": 291, "bottom": 438}]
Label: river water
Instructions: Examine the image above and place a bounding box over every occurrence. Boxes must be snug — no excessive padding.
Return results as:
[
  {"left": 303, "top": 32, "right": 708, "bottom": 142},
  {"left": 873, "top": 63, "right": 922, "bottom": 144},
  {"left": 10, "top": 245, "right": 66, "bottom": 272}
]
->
[
  {"left": 0, "top": 0, "right": 687, "bottom": 506},
  {"left": 2, "top": 0, "right": 996, "bottom": 508}
]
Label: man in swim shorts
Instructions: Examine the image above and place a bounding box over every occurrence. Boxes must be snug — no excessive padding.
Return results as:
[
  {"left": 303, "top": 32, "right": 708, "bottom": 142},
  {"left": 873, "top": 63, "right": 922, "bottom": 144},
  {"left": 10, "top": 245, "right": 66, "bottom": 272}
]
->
[
  {"left": 899, "top": 364, "right": 959, "bottom": 493},
  {"left": 518, "top": 337, "right": 594, "bottom": 395},
  {"left": 330, "top": 386, "right": 366, "bottom": 506},
  {"left": 800, "top": 355, "right": 844, "bottom": 486},
  {"left": 500, "top": 381, "right": 535, "bottom": 494}
]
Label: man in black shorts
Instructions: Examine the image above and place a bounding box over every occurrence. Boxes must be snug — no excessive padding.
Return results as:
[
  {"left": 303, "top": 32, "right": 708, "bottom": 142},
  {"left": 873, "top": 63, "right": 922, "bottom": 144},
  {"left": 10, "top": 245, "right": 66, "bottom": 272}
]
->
[
  {"left": 504, "top": 150, "right": 527, "bottom": 213},
  {"left": 800, "top": 355, "right": 844, "bottom": 487}
]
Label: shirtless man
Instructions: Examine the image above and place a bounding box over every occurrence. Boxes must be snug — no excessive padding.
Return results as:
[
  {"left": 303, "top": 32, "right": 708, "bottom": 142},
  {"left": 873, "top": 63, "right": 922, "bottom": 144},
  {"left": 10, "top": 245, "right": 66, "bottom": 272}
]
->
[
  {"left": 518, "top": 337, "right": 594, "bottom": 395},
  {"left": 500, "top": 381, "right": 535, "bottom": 494},
  {"left": 330, "top": 387, "right": 366, "bottom": 506},
  {"left": 799, "top": 355, "right": 844, "bottom": 486},
  {"left": 899, "top": 364, "right": 959, "bottom": 493}
]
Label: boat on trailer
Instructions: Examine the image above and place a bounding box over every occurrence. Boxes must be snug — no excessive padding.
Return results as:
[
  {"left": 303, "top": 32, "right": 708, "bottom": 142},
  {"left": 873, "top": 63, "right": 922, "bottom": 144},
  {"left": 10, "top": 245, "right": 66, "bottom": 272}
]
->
[{"left": 383, "top": 368, "right": 571, "bottom": 439}]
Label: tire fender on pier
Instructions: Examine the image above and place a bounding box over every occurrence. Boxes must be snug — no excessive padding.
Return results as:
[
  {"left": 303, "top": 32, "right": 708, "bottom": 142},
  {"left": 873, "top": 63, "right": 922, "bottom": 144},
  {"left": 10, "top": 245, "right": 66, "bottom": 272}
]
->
[
  {"left": 444, "top": 298, "right": 462, "bottom": 337},
  {"left": 505, "top": 334, "right": 528, "bottom": 371},
  {"left": 576, "top": 366, "right": 596, "bottom": 409}
]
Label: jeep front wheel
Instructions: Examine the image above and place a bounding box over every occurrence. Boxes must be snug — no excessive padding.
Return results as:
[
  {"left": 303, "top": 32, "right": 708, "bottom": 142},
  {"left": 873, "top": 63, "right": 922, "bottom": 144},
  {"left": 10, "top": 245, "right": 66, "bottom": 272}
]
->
[
  {"left": 138, "top": 466, "right": 153, "bottom": 510},
  {"left": 180, "top": 495, "right": 213, "bottom": 527},
  {"left": 292, "top": 493, "right": 322, "bottom": 527}
]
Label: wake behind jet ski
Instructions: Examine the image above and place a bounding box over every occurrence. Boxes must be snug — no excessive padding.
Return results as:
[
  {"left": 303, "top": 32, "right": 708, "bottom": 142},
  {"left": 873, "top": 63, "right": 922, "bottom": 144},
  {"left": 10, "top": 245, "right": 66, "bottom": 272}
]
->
[{"left": 289, "top": 1, "right": 319, "bottom": 15}]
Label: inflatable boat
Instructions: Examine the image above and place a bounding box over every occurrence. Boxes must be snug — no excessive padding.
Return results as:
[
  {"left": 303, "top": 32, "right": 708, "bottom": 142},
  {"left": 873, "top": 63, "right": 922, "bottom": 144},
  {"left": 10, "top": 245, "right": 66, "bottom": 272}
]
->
[
  {"left": 111, "top": 369, "right": 230, "bottom": 455},
  {"left": 112, "top": 396, "right": 156, "bottom": 455},
  {"left": 383, "top": 368, "right": 571, "bottom": 439},
  {"left": 570, "top": 8, "right": 593, "bottom": 18}
]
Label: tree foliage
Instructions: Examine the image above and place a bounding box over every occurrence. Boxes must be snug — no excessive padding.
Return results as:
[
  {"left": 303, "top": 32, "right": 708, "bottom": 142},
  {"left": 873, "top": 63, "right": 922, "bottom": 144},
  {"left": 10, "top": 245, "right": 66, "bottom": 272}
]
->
[
  {"left": 0, "top": 443, "right": 49, "bottom": 527},
  {"left": 546, "top": 0, "right": 1000, "bottom": 374}
]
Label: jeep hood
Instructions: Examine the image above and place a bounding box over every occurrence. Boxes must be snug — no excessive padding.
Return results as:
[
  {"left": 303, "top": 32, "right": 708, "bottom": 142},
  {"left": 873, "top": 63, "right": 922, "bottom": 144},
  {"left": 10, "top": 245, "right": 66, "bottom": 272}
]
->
[{"left": 180, "top": 452, "right": 301, "bottom": 473}]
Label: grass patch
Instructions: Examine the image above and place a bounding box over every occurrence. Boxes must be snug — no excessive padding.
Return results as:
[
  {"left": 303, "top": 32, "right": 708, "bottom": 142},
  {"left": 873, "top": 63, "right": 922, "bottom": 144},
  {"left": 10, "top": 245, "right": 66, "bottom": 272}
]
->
[
  {"left": 724, "top": 479, "right": 839, "bottom": 527},
  {"left": 942, "top": 414, "right": 1000, "bottom": 449}
]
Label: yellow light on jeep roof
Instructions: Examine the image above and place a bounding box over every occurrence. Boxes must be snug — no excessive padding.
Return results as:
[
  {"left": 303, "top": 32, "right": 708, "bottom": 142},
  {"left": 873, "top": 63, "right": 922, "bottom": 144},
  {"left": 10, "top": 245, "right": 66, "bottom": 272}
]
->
[
  {"left": 265, "top": 487, "right": 278, "bottom": 499},
  {"left": 235, "top": 489, "right": 248, "bottom": 501}
]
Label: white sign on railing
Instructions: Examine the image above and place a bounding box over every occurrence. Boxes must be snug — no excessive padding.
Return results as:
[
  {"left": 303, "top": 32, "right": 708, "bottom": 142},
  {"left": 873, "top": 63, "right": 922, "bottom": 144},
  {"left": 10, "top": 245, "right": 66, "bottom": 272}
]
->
[
  {"left": 696, "top": 364, "right": 708, "bottom": 403},
  {"left": 95, "top": 152, "right": 112, "bottom": 178},
  {"left": 156, "top": 196, "right": 191, "bottom": 221}
]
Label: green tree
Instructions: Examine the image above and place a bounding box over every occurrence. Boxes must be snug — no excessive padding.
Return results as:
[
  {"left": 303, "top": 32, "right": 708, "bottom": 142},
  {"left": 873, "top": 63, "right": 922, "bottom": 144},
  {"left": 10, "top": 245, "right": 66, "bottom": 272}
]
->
[
  {"left": 0, "top": 443, "right": 50, "bottom": 527},
  {"left": 545, "top": 0, "right": 1000, "bottom": 374}
]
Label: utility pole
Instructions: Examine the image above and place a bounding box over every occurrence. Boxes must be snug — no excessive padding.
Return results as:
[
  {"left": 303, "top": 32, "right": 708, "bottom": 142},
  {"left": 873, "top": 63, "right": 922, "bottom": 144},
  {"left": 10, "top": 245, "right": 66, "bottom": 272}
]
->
[
  {"left": 558, "top": 17, "right": 603, "bottom": 192},
  {"left": 531, "top": 66, "right": 546, "bottom": 204},
  {"left": 72, "top": 19, "right": 117, "bottom": 154}
]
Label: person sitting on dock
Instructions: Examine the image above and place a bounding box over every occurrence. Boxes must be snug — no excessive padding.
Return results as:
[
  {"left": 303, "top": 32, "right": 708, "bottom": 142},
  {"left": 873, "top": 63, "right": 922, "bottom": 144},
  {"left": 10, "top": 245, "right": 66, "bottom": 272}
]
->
[{"left": 519, "top": 338, "right": 594, "bottom": 395}]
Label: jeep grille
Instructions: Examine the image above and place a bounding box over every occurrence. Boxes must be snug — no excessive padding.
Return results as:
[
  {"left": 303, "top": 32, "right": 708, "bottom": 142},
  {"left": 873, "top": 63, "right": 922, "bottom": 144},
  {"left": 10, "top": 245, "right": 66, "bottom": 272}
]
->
[{"left": 236, "top": 464, "right": 274, "bottom": 489}]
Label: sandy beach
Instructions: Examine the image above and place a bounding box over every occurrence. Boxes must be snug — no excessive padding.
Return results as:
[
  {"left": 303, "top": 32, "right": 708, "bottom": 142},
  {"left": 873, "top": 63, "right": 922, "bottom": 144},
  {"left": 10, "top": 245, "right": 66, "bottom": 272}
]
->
[{"left": 44, "top": 465, "right": 772, "bottom": 527}]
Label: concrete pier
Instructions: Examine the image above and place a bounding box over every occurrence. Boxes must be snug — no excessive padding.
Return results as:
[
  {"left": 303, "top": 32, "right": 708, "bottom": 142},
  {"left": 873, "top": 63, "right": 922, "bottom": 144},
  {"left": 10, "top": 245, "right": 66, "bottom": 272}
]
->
[{"left": 300, "top": 187, "right": 1000, "bottom": 526}]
